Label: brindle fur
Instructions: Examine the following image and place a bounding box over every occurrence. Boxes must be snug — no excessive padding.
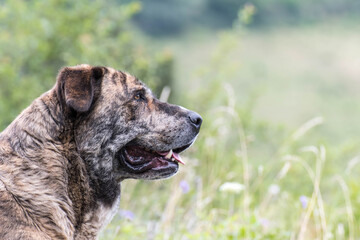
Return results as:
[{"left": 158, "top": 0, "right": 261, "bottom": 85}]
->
[{"left": 0, "top": 64, "right": 201, "bottom": 239}]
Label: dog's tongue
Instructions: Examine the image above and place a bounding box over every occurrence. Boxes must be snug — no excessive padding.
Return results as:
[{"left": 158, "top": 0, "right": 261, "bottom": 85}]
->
[
  {"left": 157, "top": 150, "right": 185, "bottom": 165},
  {"left": 172, "top": 152, "right": 185, "bottom": 165}
]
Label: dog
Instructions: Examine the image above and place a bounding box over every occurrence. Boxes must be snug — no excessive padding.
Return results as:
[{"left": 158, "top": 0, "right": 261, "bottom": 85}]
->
[{"left": 0, "top": 64, "right": 202, "bottom": 239}]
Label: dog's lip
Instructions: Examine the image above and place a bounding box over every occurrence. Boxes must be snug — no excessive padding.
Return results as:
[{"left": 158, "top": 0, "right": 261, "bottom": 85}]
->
[
  {"left": 173, "top": 142, "right": 193, "bottom": 154},
  {"left": 122, "top": 141, "right": 193, "bottom": 166},
  {"left": 125, "top": 145, "right": 184, "bottom": 165},
  {"left": 117, "top": 145, "right": 179, "bottom": 174}
]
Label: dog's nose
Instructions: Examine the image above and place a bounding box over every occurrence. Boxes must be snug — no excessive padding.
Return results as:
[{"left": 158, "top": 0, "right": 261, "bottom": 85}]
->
[{"left": 188, "top": 111, "right": 202, "bottom": 129}]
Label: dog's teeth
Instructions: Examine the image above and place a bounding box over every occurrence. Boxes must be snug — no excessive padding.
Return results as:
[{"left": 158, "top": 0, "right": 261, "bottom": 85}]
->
[
  {"left": 165, "top": 149, "right": 173, "bottom": 159},
  {"left": 171, "top": 157, "right": 175, "bottom": 162}
]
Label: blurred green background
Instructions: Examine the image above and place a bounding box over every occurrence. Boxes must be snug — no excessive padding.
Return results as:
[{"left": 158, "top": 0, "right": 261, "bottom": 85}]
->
[{"left": 1, "top": 0, "right": 360, "bottom": 239}]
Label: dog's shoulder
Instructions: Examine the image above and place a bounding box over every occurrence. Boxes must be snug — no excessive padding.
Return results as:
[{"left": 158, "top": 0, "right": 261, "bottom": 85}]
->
[
  {"left": 0, "top": 93, "right": 77, "bottom": 240},
  {"left": 0, "top": 178, "right": 51, "bottom": 240}
]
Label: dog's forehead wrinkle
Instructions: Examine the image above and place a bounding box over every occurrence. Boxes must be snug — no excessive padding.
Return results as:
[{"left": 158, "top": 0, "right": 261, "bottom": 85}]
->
[
  {"left": 116, "top": 71, "right": 128, "bottom": 94},
  {"left": 110, "top": 71, "right": 119, "bottom": 85}
]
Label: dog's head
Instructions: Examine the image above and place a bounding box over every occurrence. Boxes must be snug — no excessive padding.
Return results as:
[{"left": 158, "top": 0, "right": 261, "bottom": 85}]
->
[{"left": 56, "top": 64, "right": 202, "bottom": 180}]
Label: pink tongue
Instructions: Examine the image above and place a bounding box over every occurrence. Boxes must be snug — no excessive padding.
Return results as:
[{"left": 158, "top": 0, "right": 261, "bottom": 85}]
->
[
  {"left": 172, "top": 152, "right": 185, "bottom": 165},
  {"left": 157, "top": 150, "right": 185, "bottom": 165}
]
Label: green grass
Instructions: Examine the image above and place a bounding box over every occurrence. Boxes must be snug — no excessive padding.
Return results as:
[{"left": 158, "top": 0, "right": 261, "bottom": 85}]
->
[{"left": 101, "top": 20, "right": 360, "bottom": 239}]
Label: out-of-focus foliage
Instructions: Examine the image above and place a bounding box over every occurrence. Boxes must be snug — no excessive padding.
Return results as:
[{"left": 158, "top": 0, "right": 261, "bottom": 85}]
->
[
  {"left": 0, "top": 0, "right": 173, "bottom": 130},
  {"left": 132, "top": 0, "right": 197, "bottom": 35},
  {"left": 251, "top": 0, "right": 360, "bottom": 26},
  {"left": 206, "top": 0, "right": 244, "bottom": 26},
  {"left": 132, "top": 0, "right": 360, "bottom": 35}
]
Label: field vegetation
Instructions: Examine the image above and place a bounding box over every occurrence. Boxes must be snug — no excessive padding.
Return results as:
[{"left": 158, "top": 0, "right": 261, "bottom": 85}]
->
[{"left": 1, "top": 0, "right": 360, "bottom": 239}]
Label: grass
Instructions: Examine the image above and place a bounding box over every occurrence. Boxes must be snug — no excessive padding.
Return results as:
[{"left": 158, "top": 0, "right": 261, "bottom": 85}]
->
[{"left": 101, "top": 19, "right": 360, "bottom": 239}]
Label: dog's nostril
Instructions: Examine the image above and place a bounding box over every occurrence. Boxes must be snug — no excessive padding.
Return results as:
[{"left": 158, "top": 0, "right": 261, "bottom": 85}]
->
[{"left": 188, "top": 111, "right": 203, "bottom": 128}]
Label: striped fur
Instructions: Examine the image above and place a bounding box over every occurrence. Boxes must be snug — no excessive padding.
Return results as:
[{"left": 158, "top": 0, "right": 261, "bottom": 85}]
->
[{"left": 0, "top": 65, "right": 201, "bottom": 239}]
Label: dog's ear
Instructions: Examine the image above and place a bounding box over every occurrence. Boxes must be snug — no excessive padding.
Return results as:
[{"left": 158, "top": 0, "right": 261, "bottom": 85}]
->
[{"left": 57, "top": 65, "right": 104, "bottom": 112}]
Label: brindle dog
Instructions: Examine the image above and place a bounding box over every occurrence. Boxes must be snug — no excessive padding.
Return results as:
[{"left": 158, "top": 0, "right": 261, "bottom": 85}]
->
[{"left": 0, "top": 64, "right": 202, "bottom": 240}]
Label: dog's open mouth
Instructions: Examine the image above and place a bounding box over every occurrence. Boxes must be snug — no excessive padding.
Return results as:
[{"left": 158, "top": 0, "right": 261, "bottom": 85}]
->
[{"left": 117, "top": 143, "right": 192, "bottom": 175}]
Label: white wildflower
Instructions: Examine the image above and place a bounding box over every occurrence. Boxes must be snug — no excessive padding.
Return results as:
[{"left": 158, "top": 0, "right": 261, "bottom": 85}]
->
[
  {"left": 268, "top": 184, "right": 280, "bottom": 195},
  {"left": 219, "top": 182, "right": 245, "bottom": 194},
  {"left": 336, "top": 223, "right": 345, "bottom": 238},
  {"left": 258, "top": 165, "right": 264, "bottom": 176}
]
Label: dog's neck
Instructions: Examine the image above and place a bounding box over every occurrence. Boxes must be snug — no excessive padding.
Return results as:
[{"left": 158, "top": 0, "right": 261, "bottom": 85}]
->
[
  {"left": 43, "top": 90, "right": 122, "bottom": 238},
  {"left": 0, "top": 90, "right": 120, "bottom": 239}
]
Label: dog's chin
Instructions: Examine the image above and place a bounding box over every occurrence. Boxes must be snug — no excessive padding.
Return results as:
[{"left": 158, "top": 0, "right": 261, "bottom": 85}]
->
[{"left": 115, "top": 143, "right": 192, "bottom": 180}]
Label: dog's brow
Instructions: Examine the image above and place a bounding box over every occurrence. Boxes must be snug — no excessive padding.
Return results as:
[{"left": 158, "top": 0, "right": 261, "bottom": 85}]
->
[
  {"left": 133, "top": 87, "right": 147, "bottom": 95},
  {"left": 134, "top": 88, "right": 146, "bottom": 94}
]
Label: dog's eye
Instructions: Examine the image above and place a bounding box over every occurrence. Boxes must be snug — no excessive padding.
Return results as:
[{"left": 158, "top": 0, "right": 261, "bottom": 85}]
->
[{"left": 134, "top": 93, "right": 144, "bottom": 101}]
